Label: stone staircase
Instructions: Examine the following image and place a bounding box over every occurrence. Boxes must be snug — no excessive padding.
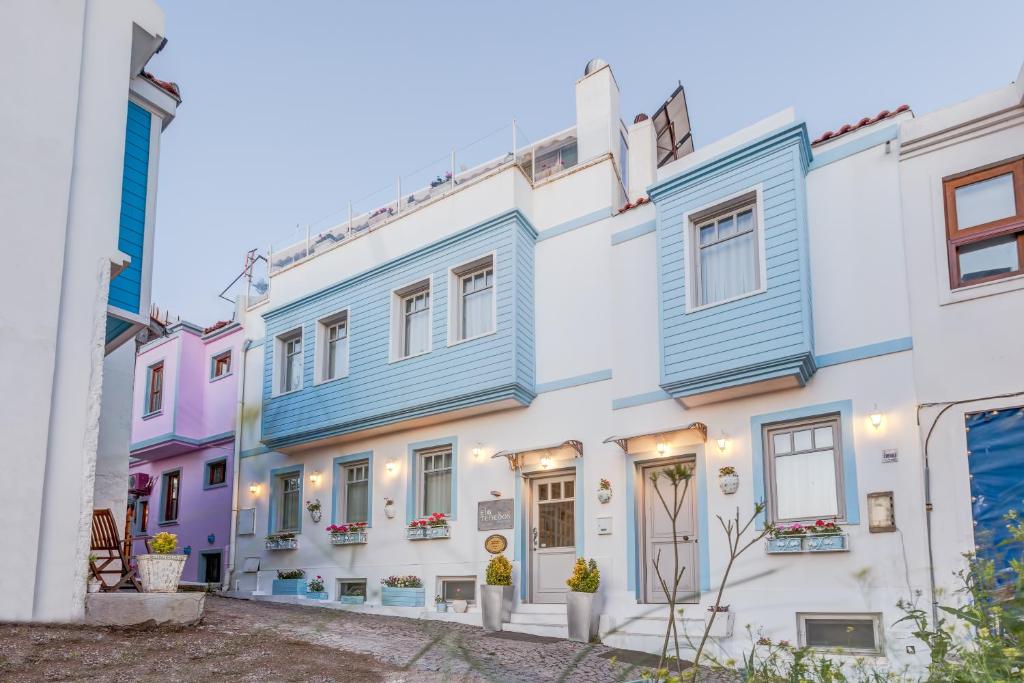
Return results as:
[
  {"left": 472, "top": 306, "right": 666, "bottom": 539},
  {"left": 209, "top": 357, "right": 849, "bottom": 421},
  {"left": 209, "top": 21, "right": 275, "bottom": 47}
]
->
[
  {"left": 501, "top": 603, "right": 568, "bottom": 639},
  {"left": 599, "top": 607, "right": 733, "bottom": 654}
]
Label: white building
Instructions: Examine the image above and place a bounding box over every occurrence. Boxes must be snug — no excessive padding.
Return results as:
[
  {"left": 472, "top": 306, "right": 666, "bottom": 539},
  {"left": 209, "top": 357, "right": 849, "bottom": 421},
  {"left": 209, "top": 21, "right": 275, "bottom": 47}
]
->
[
  {"left": 0, "top": 0, "right": 178, "bottom": 621},
  {"left": 226, "top": 58, "right": 1021, "bottom": 668}
]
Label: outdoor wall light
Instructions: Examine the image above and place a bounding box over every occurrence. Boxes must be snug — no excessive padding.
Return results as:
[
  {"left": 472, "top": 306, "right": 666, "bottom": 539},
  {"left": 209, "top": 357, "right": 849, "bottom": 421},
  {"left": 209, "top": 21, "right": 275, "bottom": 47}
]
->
[
  {"left": 656, "top": 441, "right": 668, "bottom": 455},
  {"left": 309, "top": 470, "right": 322, "bottom": 486},
  {"left": 716, "top": 431, "right": 729, "bottom": 453},
  {"left": 385, "top": 461, "right": 397, "bottom": 474},
  {"left": 248, "top": 482, "right": 260, "bottom": 495},
  {"left": 869, "top": 404, "right": 884, "bottom": 430},
  {"left": 472, "top": 444, "right": 483, "bottom": 459},
  {"left": 540, "top": 455, "right": 553, "bottom": 469}
]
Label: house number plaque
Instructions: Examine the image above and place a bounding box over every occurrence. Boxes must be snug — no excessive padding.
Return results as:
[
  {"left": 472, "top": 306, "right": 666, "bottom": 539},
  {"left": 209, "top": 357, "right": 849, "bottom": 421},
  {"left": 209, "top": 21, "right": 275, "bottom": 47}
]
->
[{"left": 484, "top": 534, "right": 508, "bottom": 554}]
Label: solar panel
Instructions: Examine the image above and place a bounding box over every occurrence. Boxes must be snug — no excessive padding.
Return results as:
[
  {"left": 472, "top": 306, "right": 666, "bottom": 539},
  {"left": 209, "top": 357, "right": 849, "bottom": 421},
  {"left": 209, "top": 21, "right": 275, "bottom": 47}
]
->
[{"left": 652, "top": 84, "right": 694, "bottom": 168}]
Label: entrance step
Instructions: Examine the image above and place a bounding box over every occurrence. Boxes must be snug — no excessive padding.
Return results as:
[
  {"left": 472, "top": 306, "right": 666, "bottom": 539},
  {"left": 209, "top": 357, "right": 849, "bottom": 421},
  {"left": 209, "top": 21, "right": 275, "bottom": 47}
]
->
[
  {"left": 509, "top": 610, "right": 567, "bottom": 626},
  {"left": 512, "top": 602, "right": 567, "bottom": 614},
  {"left": 502, "top": 621, "right": 569, "bottom": 639},
  {"left": 504, "top": 603, "right": 568, "bottom": 638}
]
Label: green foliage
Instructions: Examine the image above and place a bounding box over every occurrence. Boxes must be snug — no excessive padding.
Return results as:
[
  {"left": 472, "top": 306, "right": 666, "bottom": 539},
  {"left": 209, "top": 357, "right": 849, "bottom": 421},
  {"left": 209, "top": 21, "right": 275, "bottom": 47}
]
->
[
  {"left": 150, "top": 531, "right": 177, "bottom": 554},
  {"left": 566, "top": 557, "right": 600, "bottom": 593},
  {"left": 485, "top": 554, "right": 512, "bottom": 586},
  {"left": 276, "top": 569, "right": 304, "bottom": 580},
  {"left": 382, "top": 575, "right": 422, "bottom": 588}
]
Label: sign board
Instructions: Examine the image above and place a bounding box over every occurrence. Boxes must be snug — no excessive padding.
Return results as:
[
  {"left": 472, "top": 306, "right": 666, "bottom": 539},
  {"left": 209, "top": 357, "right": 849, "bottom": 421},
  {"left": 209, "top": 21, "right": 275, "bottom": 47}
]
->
[
  {"left": 882, "top": 449, "right": 898, "bottom": 464},
  {"left": 478, "top": 499, "right": 514, "bottom": 531},
  {"left": 484, "top": 534, "right": 508, "bottom": 554}
]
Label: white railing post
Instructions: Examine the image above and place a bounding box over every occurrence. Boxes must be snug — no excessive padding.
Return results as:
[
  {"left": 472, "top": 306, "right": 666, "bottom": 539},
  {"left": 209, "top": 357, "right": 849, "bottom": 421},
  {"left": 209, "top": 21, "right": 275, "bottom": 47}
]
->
[
  {"left": 512, "top": 118, "right": 517, "bottom": 163},
  {"left": 348, "top": 201, "right": 353, "bottom": 233},
  {"left": 305, "top": 224, "right": 310, "bottom": 258},
  {"left": 267, "top": 243, "right": 273, "bottom": 274},
  {"left": 397, "top": 176, "right": 402, "bottom": 214},
  {"left": 451, "top": 149, "right": 456, "bottom": 187}
]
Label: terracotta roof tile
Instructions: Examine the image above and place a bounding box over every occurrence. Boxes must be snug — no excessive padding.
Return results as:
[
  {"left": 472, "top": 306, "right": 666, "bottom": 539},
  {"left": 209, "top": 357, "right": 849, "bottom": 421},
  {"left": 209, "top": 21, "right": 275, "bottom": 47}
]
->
[
  {"left": 619, "top": 195, "right": 650, "bottom": 213},
  {"left": 140, "top": 70, "right": 181, "bottom": 101},
  {"left": 812, "top": 104, "right": 909, "bottom": 145}
]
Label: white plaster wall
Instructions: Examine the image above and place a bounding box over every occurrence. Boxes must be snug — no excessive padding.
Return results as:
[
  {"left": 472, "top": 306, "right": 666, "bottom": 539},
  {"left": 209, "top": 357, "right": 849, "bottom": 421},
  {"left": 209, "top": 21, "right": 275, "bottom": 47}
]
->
[{"left": 94, "top": 342, "right": 137, "bottom": 532}]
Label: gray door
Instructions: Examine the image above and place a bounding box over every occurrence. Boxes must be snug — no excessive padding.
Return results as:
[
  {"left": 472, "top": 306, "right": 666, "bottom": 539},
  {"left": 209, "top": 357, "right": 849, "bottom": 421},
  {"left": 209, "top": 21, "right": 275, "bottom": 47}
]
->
[
  {"left": 642, "top": 459, "right": 698, "bottom": 604},
  {"left": 530, "top": 472, "right": 576, "bottom": 604}
]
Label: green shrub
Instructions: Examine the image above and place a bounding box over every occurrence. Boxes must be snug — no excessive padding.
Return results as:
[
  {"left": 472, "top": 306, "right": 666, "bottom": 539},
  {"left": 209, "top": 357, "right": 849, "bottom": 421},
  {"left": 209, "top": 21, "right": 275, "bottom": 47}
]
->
[
  {"left": 276, "top": 569, "right": 304, "bottom": 580},
  {"left": 566, "top": 557, "right": 600, "bottom": 593},
  {"left": 150, "top": 531, "right": 177, "bottom": 554},
  {"left": 485, "top": 554, "right": 512, "bottom": 586}
]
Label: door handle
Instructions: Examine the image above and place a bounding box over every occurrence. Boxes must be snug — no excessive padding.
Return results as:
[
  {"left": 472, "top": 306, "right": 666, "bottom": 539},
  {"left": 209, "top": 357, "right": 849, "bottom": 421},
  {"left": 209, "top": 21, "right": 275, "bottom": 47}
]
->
[{"left": 682, "top": 535, "right": 690, "bottom": 541}]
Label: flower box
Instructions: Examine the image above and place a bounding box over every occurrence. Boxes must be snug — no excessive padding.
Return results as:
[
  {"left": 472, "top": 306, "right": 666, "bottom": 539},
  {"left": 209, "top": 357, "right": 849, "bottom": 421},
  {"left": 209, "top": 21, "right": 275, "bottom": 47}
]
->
[
  {"left": 337, "top": 595, "right": 365, "bottom": 605},
  {"left": 329, "top": 531, "right": 367, "bottom": 545},
  {"left": 766, "top": 534, "right": 849, "bottom": 554},
  {"left": 381, "top": 586, "right": 425, "bottom": 607},
  {"left": 406, "top": 526, "right": 450, "bottom": 540},
  {"left": 265, "top": 537, "right": 298, "bottom": 551},
  {"left": 272, "top": 578, "right": 307, "bottom": 596},
  {"left": 305, "top": 591, "right": 328, "bottom": 600}
]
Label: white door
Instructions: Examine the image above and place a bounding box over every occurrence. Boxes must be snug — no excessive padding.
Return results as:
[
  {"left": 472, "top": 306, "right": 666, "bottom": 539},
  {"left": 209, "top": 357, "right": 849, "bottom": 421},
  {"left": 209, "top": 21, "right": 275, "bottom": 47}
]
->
[
  {"left": 530, "top": 473, "right": 576, "bottom": 604},
  {"left": 642, "top": 459, "right": 699, "bottom": 604}
]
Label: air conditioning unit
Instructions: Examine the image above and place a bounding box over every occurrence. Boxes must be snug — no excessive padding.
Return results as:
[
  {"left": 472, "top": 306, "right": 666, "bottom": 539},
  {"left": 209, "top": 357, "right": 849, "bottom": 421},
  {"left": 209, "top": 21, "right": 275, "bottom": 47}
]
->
[{"left": 128, "top": 472, "right": 152, "bottom": 495}]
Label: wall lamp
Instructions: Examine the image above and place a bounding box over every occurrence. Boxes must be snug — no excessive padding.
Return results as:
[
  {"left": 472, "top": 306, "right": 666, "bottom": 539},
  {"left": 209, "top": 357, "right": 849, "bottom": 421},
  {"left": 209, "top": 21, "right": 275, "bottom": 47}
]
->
[
  {"left": 248, "top": 482, "right": 261, "bottom": 495},
  {"left": 716, "top": 431, "right": 730, "bottom": 453},
  {"left": 869, "top": 404, "right": 884, "bottom": 430},
  {"left": 309, "top": 470, "right": 322, "bottom": 486},
  {"left": 385, "top": 461, "right": 398, "bottom": 474}
]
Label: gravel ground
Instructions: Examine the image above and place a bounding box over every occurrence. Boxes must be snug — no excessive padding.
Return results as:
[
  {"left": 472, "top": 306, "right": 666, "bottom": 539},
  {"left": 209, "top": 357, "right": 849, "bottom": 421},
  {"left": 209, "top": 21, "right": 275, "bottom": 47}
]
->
[{"left": 0, "top": 595, "right": 732, "bottom": 682}]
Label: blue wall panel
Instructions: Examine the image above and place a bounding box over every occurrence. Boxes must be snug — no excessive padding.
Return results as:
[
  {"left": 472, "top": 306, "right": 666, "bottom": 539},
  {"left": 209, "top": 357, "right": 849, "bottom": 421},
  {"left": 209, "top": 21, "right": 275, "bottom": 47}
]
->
[
  {"left": 649, "top": 123, "right": 816, "bottom": 400},
  {"left": 261, "top": 211, "right": 536, "bottom": 448},
  {"left": 108, "top": 101, "right": 151, "bottom": 315}
]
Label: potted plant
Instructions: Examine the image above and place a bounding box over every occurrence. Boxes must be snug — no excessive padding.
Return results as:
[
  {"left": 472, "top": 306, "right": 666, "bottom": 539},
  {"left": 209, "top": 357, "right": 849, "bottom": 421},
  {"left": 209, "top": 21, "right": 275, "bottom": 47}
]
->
[
  {"left": 435, "top": 594, "right": 448, "bottom": 613},
  {"left": 265, "top": 532, "right": 298, "bottom": 550},
  {"left": 306, "top": 575, "right": 327, "bottom": 600},
  {"left": 597, "top": 479, "right": 612, "bottom": 504},
  {"left": 565, "top": 557, "right": 600, "bottom": 643},
  {"left": 86, "top": 554, "right": 101, "bottom": 594},
  {"left": 766, "top": 522, "right": 807, "bottom": 553},
  {"left": 718, "top": 466, "right": 739, "bottom": 494},
  {"left": 136, "top": 532, "right": 186, "bottom": 593},
  {"left": 406, "top": 513, "right": 450, "bottom": 540},
  {"left": 306, "top": 499, "right": 322, "bottom": 523},
  {"left": 383, "top": 497, "right": 396, "bottom": 519},
  {"left": 381, "top": 575, "right": 424, "bottom": 607},
  {"left": 327, "top": 522, "right": 368, "bottom": 545},
  {"left": 480, "top": 554, "right": 513, "bottom": 631},
  {"left": 272, "top": 569, "right": 307, "bottom": 595}
]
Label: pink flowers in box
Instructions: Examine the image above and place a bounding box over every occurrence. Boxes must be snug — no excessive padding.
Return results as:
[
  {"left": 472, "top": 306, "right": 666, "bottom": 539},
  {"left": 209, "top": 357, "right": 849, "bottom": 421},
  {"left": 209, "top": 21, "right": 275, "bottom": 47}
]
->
[
  {"left": 326, "top": 522, "right": 367, "bottom": 535},
  {"left": 408, "top": 512, "right": 448, "bottom": 529}
]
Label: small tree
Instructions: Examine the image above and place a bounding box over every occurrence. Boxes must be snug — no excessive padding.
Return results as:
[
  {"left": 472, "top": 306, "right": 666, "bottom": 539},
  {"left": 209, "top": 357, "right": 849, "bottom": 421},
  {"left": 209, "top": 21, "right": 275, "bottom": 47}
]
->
[{"left": 486, "top": 554, "right": 512, "bottom": 586}]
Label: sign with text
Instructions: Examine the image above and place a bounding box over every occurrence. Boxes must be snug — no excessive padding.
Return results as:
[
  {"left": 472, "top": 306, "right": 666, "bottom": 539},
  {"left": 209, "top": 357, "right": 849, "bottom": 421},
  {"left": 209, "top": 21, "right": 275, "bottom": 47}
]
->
[
  {"left": 484, "top": 534, "right": 508, "bottom": 554},
  {"left": 478, "top": 499, "right": 514, "bottom": 531}
]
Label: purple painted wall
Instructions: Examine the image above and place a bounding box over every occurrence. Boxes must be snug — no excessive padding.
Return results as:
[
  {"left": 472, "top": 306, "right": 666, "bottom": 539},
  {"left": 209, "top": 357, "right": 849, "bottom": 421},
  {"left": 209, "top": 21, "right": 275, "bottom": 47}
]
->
[{"left": 129, "top": 321, "right": 243, "bottom": 583}]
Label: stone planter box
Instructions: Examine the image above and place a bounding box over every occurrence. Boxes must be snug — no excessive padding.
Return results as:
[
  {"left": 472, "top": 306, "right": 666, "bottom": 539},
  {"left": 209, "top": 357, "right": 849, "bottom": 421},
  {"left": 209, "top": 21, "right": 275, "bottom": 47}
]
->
[
  {"left": 136, "top": 554, "right": 186, "bottom": 593},
  {"left": 329, "top": 531, "right": 367, "bottom": 545},
  {"left": 337, "top": 595, "right": 364, "bottom": 605},
  {"left": 272, "top": 578, "right": 307, "bottom": 596},
  {"left": 305, "top": 591, "right": 328, "bottom": 600},
  {"left": 406, "top": 526, "right": 450, "bottom": 540},
  {"left": 381, "top": 586, "right": 425, "bottom": 607},
  {"left": 766, "top": 534, "right": 848, "bottom": 554},
  {"left": 265, "top": 537, "right": 298, "bottom": 551}
]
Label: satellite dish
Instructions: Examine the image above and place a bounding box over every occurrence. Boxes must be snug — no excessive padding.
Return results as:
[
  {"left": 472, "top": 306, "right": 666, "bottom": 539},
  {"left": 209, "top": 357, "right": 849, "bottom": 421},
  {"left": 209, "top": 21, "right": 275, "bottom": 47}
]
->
[{"left": 584, "top": 58, "right": 608, "bottom": 76}]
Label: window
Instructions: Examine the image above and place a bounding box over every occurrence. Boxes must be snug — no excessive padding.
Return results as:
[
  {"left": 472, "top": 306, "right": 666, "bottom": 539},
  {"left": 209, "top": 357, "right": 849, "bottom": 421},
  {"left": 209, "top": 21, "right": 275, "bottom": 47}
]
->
[
  {"left": 392, "top": 280, "right": 431, "bottom": 360},
  {"left": 274, "top": 471, "right": 301, "bottom": 532},
  {"left": 277, "top": 330, "right": 303, "bottom": 393},
  {"left": 211, "top": 351, "right": 231, "bottom": 379},
  {"left": 764, "top": 415, "right": 844, "bottom": 523},
  {"left": 692, "top": 196, "right": 761, "bottom": 307},
  {"left": 146, "top": 362, "right": 163, "bottom": 414},
  {"left": 160, "top": 470, "right": 180, "bottom": 523},
  {"left": 450, "top": 255, "right": 495, "bottom": 342},
  {"left": 204, "top": 458, "right": 227, "bottom": 488},
  {"left": 341, "top": 460, "right": 369, "bottom": 523},
  {"left": 317, "top": 312, "right": 349, "bottom": 382},
  {"left": 200, "top": 551, "right": 222, "bottom": 584},
  {"left": 337, "top": 579, "right": 366, "bottom": 601},
  {"left": 135, "top": 498, "right": 149, "bottom": 534},
  {"left": 420, "top": 447, "right": 452, "bottom": 516},
  {"left": 943, "top": 158, "right": 1024, "bottom": 288},
  {"left": 798, "top": 613, "right": 883, "bottom": 655},
  {"left": 438, "top": 576, "right": 476, "bottom": 604}
]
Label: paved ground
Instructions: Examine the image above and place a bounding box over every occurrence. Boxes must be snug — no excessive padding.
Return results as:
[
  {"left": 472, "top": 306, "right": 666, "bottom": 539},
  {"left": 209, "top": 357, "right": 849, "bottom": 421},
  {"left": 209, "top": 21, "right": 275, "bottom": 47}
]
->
[{"left": 0, "top": 595, "right": 725, "bottom": 682}]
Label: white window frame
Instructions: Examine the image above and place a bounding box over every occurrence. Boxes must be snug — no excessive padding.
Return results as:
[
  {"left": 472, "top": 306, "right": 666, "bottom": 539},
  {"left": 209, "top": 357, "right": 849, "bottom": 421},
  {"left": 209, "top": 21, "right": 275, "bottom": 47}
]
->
[
  {"left": 315, "top": 309, "right": 350, "bottom": 384},
  {"left": 210, "top": 350, "right": 232, "bottom": 381},
  {"left": 337, "top": 578, "right": 366, "bottom": 600},
  {"left": 682, "top": 185, "right": 767, "bottom": 313},
  {"left": 447, "top": 253, "right": 497, "bottom": 346},
  {"left": 797, "top": 612, "right": 884, "bottom": 656},
  {"left": 389, "top": 277, "right": 432, "bottom": 362},
  {"left": 417, "top": 446, "right": 453, "bottom": 517},
  {"left": 274, "top": 328, "right": 303, "bottom": 396},
  {"left": 338, "top": 459, "right": 370, "bottom": 524},
  {"left": 763, "top": 414, "right": 846, "bottom": 525},
  {"left": 437, "top": 575, "right": 477, "bottom": 604}
]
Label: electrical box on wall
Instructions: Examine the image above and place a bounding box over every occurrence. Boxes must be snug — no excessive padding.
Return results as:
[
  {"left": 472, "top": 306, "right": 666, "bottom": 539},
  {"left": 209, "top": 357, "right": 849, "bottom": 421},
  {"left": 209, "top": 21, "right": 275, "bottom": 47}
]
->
[
  {"left": 596, "top": 516, "right": 612, "bottom": 535},
  {"left": 867, "top": 491, "right": 895, "bottom": 533}
]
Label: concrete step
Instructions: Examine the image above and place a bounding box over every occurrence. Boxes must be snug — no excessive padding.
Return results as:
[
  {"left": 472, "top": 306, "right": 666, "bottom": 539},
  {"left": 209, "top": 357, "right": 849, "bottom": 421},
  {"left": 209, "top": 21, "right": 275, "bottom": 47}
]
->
[
  {"left": 502, "top": 621, "right": 569, "bottom": 639},
  {"left": 601, "top": 631, "right": 693, "bottom": 656},
  {"left": 602, "top": 615, "right": 705, "bottom": 636},
  {"left": 509, "top": 611, "right": 567, "bottom": 626},
  {"left": 512, "top": 602, "right": 567, "bottom": 614}
]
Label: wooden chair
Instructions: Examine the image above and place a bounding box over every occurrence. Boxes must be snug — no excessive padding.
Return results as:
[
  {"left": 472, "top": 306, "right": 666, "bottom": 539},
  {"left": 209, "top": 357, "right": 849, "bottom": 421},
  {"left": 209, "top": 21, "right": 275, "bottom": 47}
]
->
[{"left": 90, "top": 508, "right": 141, "bottom": 592}]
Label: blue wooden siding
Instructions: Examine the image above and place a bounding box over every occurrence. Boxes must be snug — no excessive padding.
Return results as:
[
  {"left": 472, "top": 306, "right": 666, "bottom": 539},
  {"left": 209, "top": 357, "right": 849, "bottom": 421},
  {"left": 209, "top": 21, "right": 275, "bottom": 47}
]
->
[
  {"left": 108, "top": 101, "right": 151, "bottom": 315},
  {"left": 105, "top": 315, "right": 133, "bottom": 345},
  {"left": 260, "top": 210, "right": 537, "bottom": 449},
  {"left": 650, "top": 123, "right": 816, "bottom": 399}
]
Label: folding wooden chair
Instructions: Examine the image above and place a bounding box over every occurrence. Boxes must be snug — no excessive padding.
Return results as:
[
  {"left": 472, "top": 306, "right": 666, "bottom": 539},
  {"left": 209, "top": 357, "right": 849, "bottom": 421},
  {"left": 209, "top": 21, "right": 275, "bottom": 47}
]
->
[{"left": 90, "top": 508, "right": 141, "bottom": 592}]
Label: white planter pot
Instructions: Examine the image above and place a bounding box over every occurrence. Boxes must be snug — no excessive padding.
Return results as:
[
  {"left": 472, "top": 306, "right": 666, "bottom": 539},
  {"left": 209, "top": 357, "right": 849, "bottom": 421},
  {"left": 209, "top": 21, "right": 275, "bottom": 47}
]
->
[
  {"left": 704, "top": 611, "right": 735, "bottom": 638},
  {"left": 718, "top": 473, "right": 739, "bottom": 495},
  {"left": 597, "top": 489, "right": 612, "bottom": 504},
  {"left": 480, "top": 584, "right": 513, "bottom": 631},
  {"left": 136, "top": 554, "right": 187, "bottom": 593},
  {"left": 451, "top": 599, "right": 468, "bottom": 613},
  {"left": 566, "top": 591, "right": 599, "bottom": 643},
  {"left": 87, "top": 579, "right": 101, "bottom": 594}
]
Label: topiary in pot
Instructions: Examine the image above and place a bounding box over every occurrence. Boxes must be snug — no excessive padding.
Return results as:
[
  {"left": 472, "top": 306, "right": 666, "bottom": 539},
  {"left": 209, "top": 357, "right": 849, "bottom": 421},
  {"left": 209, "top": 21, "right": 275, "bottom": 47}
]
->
[
  {"left": 481, "top": 553, "right": 514, "bottom": 631},
  {"left": 137, "top": 532, "right": 187, "bottom": 593},
  {"left": 565, "top": 558, "right": 601, "bottom": 642}
]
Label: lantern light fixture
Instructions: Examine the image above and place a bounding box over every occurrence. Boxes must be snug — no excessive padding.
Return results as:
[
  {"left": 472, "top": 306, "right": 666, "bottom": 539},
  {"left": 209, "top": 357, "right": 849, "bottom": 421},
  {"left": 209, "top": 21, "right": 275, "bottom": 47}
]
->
[
  {"left": 869, "top": 404, "right": 884, "bottom": 430},
  {"left": 385, "top": 460, "right": 397, "bottom": 474},
  {"left": 248, "top": 482, "right": 260, "bottom": 495},
  {"left": 716, "top": 431, "right": 729, "bottom": 453}
]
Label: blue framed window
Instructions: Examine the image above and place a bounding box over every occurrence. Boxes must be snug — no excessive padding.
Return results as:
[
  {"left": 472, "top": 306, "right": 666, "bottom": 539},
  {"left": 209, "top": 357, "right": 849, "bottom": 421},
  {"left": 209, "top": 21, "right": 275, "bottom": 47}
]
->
[
  {"left": 159, "top": 468, "right": 181, "bottom": 525},
  {"left": 332, "top": 451, "right": 373, "bottom": 525},
  {"left": 406, "top": 437, "right": 458, "bottom": 521},
  {"left": 203, "top": 457, "right": 228, "bottom": 490},
  {"left": 133, "top": 497, "right": 150, "bottom": 535},
  {"left": 268, "top": 464, "right": 303, "bottom": 533}
]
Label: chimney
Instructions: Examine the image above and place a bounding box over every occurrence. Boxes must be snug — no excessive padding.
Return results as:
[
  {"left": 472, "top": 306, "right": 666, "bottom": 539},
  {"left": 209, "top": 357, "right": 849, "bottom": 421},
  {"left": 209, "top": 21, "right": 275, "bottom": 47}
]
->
[
  {"left": 627, "top": 113, "right": 657, "bottom": 201},
  {"left": 575, "top": 59, "right": 621, "bottom": 164}
]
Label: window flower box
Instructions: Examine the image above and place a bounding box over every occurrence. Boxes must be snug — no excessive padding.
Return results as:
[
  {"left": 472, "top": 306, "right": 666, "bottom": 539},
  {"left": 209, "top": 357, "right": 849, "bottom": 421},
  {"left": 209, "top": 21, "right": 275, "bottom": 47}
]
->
[
  {"left": 305, "top": 591, "right": 328, "bottom": 600},
  {"left": 381, "top": 586, "right": 425, "bottom": 607},
  {"left": 329, "top": 530, "right": 368, "bottom": 545},
  {"left": 766, "top": 520, "right": 848, "bottom": 554},
  {"left": 265, "top": 534, "right": 298, "bottom": 551},
  {"left": 407, "top": 513, "right": 449, "bottom": 540},
  {"left": 272, "top": 579, "right": 306, "bottom": 595}
]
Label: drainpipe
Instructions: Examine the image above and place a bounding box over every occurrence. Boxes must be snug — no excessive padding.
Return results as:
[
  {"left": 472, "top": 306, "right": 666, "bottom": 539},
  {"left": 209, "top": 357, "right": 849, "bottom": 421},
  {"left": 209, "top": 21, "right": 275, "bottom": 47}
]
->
[{"left": 223, "top": 337, "right": 252, "bottom": 592}]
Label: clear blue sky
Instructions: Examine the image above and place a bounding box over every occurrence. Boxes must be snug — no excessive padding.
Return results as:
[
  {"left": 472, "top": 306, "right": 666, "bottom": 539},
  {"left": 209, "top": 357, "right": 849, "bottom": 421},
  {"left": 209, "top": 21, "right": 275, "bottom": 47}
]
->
[{"left": 147, "top": 1, "right": 1024, "bottom": 325}]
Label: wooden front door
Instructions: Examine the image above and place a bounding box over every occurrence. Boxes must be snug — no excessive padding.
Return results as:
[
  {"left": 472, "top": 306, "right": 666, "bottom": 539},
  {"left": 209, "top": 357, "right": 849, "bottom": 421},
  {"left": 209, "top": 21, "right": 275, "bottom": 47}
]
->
[
  {"left": 530, "top": 472, "right": 576, "bottom": 604},
  {"left": 641, "top": 458, "right": 699, "bottom": 604}
]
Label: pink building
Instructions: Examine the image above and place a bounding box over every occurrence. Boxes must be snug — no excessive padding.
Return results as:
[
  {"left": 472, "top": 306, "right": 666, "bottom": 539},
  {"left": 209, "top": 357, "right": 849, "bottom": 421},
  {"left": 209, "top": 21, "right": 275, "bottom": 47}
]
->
[{"left": 128, "top": 319, "right": 243, "bottom": 584}]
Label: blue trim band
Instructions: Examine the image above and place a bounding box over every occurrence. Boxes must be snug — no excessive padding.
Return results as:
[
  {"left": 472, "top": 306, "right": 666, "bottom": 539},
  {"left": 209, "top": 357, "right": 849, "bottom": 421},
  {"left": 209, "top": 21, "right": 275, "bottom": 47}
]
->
[
  {"left": 815, "top": 336, "right": 913, "bottom": 368},
  {"left": 130, "top": 430, "right": 235, "bottom": 454},
  {"left": 610, "top": 219, "right": 657, "bottom": 245},
  {"left": 612, "top": 389, "right": 672, "bottom": 410},
  {"left": 535, "top": 207, "right": 612, "bottom": 242},
  {"left": 331, "top": 451, "right": 374, "bottom": 527},
  {"left": 240, "top": 445, "right": 272, "bottom": 459},
  {"left": 535, "top": 369, "right": 612, "bottom": 394},
  {"left": 808, "top": 125, "right": 899, "bottom": 170}
]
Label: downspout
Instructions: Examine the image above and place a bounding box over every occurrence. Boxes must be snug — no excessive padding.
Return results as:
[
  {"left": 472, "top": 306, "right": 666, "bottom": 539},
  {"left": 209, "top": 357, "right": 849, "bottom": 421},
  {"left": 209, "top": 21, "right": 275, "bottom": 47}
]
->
[{"left": 223, "top": 337, "right": 252, "bottom": 592}]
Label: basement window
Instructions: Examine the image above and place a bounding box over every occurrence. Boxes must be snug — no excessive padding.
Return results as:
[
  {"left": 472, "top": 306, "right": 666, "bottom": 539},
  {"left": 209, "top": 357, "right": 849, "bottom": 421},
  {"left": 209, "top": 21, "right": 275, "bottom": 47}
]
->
[{"left": 798, "top": 613, "right": 883, "bottom": 655}]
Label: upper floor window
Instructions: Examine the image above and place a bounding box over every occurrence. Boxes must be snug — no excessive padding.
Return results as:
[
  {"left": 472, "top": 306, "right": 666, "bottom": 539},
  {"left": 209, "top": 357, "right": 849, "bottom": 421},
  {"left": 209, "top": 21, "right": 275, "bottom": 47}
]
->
[
  {"left": 392, "top": 280, "right": 431, "bottom": 360},
  {"left": 691, "top": 195, "right": 762, "bottom": 308},
  {"left": 204, "top": 458, "right": 227, "bottom": 489},
  {"left": 943, "top": 158, "right": 1024, "bottom": 288},
  {"left": 274, "top": 471, "right": 301, "bottom": 532},
  {"left": 316, "top": 312, "right": 349, "bottom": 383},
  {"left": 763, "top": 414, "right": 844, "bottom": 524},
  {"left": 450, "top": 256, "right": 495, "bottom": 343},
  {"left": 419, "top": 446, "right": 453, "bottom": 516},
  {"left": 275, "top": 330, "right": 303, "bottom": 394},
  {"left": 160, "top": 470, "right": 180, "bottom": 524},
  {"left": 210, "top": 351, "right": 231, "bottom": 380},
  {"left": 146, "top": 362, "right": 164, "bottom": 415},
  {"left": 134, "top": 498, "right": 149, "bottom": 534}
]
